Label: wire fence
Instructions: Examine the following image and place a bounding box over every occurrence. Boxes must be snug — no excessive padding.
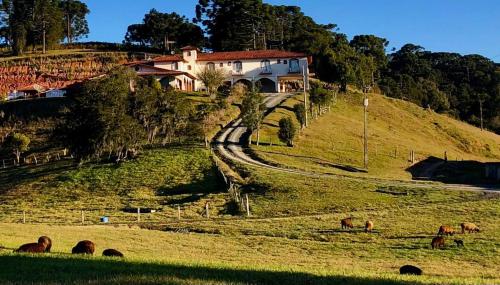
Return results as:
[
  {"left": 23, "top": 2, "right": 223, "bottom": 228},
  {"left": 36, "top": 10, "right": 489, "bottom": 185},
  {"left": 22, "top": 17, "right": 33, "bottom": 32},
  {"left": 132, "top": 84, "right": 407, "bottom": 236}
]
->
[{"left": 0, "top": 149, "right": 70, "bottom": 169}]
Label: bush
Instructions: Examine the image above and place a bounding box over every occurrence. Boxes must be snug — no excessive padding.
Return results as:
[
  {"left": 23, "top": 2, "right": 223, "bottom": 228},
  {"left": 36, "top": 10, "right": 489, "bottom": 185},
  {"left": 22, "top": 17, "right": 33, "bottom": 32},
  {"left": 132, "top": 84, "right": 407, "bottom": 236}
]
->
[
  {"left": 278, "top": 117, "right": 296, "bottom": 147},
  {"left": 293, "top": 103, "right": 306, "bottom": 129}
]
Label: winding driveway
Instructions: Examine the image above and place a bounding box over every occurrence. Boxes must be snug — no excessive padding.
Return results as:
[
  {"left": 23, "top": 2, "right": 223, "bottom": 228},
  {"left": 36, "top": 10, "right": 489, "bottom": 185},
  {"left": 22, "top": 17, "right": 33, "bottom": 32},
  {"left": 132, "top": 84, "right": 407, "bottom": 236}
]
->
[{"left": 213, "top": 94, "right": 500, "bottom": 193}]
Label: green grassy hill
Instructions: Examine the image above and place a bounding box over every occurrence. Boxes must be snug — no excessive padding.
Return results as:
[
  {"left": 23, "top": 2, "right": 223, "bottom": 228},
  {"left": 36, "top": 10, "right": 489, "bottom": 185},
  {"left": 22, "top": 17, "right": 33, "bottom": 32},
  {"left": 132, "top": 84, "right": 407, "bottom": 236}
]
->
[
  {"left": 254, "top": 91, "right": 500, "bottom": 181},
  {"left": 0, "top": 89, "right": 499, "bottom": 284}
]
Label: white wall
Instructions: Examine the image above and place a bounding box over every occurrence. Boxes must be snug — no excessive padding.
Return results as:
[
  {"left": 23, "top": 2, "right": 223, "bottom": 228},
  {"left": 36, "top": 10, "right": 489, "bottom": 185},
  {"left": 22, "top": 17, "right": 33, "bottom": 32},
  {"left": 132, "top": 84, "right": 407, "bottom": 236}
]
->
[{"left": 152, "top": 53, "right": 309, "bottom": 92}]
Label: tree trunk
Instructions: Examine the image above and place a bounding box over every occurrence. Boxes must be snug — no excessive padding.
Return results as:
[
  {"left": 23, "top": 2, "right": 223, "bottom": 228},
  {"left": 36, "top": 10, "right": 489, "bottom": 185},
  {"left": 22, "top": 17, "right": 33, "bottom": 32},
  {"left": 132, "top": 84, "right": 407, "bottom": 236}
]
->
[
  {"left": 66, "top": 14, "right": 72, "bottom": 44},
  {"left": 256, "top": 127, "right": 260, "bottom": 146},
  {"left": 14, "top": 150, "right": 20, "bottom": 164}
]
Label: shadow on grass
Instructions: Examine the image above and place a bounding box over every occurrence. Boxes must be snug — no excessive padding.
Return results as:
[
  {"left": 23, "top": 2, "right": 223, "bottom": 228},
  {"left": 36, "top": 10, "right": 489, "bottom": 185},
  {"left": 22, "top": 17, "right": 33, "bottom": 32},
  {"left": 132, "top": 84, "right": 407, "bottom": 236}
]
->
[
  {"left": 0, "top": 160, "right": 76, "bottom": 194},
  {"left": 253, "top": 149, "right": 366, "bottom": 173},
  {"left": 0, "top": 255, "right": 424, "bottom": 285},
  {"left": 407, "top": 157, "right": 499, "bottom": 186}
]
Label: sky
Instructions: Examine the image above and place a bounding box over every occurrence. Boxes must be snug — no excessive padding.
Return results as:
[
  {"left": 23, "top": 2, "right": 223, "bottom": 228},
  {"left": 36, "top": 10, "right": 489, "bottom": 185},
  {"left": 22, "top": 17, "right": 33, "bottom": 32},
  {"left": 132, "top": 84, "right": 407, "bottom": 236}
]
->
[{"left": 83, "top": 0, "right": 500, "bottom": 60}]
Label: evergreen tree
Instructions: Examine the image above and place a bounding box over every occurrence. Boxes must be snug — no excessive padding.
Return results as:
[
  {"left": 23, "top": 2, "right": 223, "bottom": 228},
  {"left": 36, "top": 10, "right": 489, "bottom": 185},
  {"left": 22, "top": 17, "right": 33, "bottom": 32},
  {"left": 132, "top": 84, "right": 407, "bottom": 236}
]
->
[
  {"left": 278, "top": 117, "right": 296, "bottom": 147},
  {"left": 125, "top": 9, "right": 204, "bottom": 50},
  {"left": 60, "top": 0, "right": 89, "bottom": 43}
]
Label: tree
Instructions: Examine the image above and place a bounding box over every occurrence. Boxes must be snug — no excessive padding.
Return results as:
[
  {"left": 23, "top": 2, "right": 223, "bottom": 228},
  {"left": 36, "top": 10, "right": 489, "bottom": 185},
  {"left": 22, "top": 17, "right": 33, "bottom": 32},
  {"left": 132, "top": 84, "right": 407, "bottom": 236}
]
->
[
  {"left": 60, "top": 0, "right": 89, "bottom": 43},
  {"left": 33, "top": 0, "right": 64, "bottom": 53},
  {"left": 125, "top": 9, "right": 204, "bottom": 50},
  {"left": 133, "top": 77, "right": 164, "bottom": 144},
  {"left": 3, "top": 0, "right": 31, "bottom": 55},
  {"left": 4, "top": 132, "right": 30, "bottom": 164},
  {"left": 197, "top": 66, "right": 227, "bottom": 99},
  {"left": 61, "top": 68, "right": 145, "bottom": 162},
  {"left": 241, "top": 89, "right": 266, "bottom": 145},
  {"left": 293, "top": 103, "right": 306, "bottom": 129},
  {"left": 350, "top": 35, "right": 389, "bottom": 85},
  {"left": 278, "top": 117, "right": 296, "bottom": 147}
]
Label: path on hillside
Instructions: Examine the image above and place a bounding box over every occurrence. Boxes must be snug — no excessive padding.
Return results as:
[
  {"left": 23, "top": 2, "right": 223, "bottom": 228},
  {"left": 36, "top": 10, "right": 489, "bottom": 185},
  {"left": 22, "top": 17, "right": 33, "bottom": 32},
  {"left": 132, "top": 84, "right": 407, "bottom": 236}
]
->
[{"left": 213, "top": 94, "right": 500, "bottom": 193}]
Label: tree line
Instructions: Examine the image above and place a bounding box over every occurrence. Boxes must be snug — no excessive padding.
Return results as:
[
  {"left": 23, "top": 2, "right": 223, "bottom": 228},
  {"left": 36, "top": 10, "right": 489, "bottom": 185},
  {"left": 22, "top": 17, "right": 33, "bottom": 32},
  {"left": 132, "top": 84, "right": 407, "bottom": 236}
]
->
[{"left": 0, "top": 0, "right": 89, "bottom": 54}]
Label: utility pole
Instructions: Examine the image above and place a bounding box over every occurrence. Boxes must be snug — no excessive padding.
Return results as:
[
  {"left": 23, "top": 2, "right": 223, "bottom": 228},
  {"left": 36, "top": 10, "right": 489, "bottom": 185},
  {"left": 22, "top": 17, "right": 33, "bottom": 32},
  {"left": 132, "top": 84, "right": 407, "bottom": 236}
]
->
[
  {"left": 363, "top": 93, "right": 369, "bottom": 169},
  {"left": 479, "top": 98, "right": 484, "bottom": 131},
  {"left": 303, "top": 65, "right": 308, "bottom": 127}
]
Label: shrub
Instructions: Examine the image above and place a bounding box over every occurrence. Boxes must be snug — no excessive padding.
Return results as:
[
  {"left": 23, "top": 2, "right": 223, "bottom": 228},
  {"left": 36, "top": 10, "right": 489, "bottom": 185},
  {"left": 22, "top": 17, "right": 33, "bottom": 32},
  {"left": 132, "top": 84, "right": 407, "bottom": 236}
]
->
[{"left": 278, "top": 117, "right": 296, "bottom": 147}]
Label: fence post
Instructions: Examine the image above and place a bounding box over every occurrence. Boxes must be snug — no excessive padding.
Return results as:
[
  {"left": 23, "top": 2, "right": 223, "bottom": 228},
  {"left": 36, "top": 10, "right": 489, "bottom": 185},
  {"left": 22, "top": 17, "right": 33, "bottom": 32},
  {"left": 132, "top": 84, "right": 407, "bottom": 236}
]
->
[
  {"left": 245, "top": 194, "right": 250, "bottom": 217},
  {"left": 177, "top": 206, "right": 181, "bottom": 220},
  {"left": 205, "top": 202, "right": 210, "bottom": 219},
  {"left": 33, "top": 155, "right": 38, "bottom": 165},
  {"left": 22, "top": 211, "right": 26, "bottom": 224},
  {"left": 2, "top": 160, "right": 5, "bottom": 169},
  {"left": 81, "top": 210, "right": 85, "bottom": 225},
  {"left": 137, "top": 207, "right": 141, "bottom": 223}
]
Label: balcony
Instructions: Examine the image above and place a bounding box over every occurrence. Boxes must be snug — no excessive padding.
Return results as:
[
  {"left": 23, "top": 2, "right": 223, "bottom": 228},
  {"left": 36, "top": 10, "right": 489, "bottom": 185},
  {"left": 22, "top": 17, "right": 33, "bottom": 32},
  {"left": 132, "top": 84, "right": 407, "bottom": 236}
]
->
[
  {"left": 260, "top": 67, "right": 272, "bottom": 75},
  {"left": 231, "top": 70, "right": 244, "bottom": 76}
]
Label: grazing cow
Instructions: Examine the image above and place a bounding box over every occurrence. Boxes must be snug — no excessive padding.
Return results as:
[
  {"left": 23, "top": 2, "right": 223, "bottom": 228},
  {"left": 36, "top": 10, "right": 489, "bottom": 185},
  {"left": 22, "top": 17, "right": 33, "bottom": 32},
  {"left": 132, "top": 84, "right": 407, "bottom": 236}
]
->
[
  {"left": 341, "top": 218, "right": 353, "bottom": 230},
  {"left": 431, "top": 236, "right": 445, "bottom": 249},
  {"left": 365, "top": 221, "right": 374, "bottom": 233},
  {"left": 454, "top": 239, "right": 464, "bottom": 247},
  {"left": 38, "top": 236, "right": 52, "bottom": 253},
  {"left": 103, "top": 249, "right": 124, "bottom": 258},
  {"left": 15, "top": 242, "right": 46, "bottom": 253},
  {"left": 399, "top": 265, "right": 423, "bottom": 275},
  {"left": 461, "top": 223, "right": 480, "bottom": 234},
  {"left": 72, "top": 240, "right": 95, "bottom": 255},
  {"left": 437, "top": 225, "right": 455, "bottom": 236}
]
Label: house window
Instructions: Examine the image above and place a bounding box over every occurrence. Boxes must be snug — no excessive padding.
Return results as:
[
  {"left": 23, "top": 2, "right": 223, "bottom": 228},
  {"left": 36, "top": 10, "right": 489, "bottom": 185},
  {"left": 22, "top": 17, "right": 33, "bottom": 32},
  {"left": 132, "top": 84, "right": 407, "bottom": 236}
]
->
[
  {"left": 260, "top": 59, "right": 272, "bottom": 74},
  {"left": 207, "top": 62, "right": 215, "bottom": 70},
  {"left": 233, "top": 61, "right": 243, "bottom": 73},
  {"left": 289, "top": 58, "right": 300, "bottom": 73},
  {"left": 173, "top": 62, "right": 179, "bottom": 70},
  {"left": 187, "top": 51, "right": 192, "bottom": 56},
  {"left": 283, "top": 60, "right": 288, "bottom": 64},
  {"left": 187, "top": 65, "right": 192, "bottom": 71},
  {"left": 277, "top": 59, "right": 281, "bottom": 64},
  {"left": 220, "top": 63, "right": 224, "bottom": 67},
  {"left": 228, "top": 62, "right": 232, "bottom": 66}
]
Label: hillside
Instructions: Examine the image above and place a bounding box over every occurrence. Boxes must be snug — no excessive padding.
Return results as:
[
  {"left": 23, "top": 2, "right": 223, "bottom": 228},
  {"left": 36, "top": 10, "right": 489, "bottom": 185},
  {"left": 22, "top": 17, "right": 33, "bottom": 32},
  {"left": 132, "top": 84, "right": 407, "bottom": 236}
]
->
[
  {"left": 0, "top": 90, "right": 499, "bottom": 284},
  {"left": 253, "top": 91, "right": 500, "bottom": 182}
]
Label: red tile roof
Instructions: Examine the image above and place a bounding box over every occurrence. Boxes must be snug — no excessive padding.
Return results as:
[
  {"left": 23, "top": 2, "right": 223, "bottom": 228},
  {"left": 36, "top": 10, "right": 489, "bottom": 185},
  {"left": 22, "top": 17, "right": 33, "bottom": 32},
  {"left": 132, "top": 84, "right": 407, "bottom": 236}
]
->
[
  {"left": 197, "top": 50, "right": 307, "bottom": 61},
  {"left": 152, "top": 55, "right": 183, "bottom": 63},
  {"left": 181, "top": 46, "right": 199, "bottom": 51}
]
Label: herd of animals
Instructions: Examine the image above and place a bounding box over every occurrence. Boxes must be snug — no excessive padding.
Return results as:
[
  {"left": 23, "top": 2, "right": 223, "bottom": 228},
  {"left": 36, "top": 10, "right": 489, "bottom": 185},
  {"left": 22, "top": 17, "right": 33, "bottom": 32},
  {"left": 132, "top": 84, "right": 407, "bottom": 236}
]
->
[
  {"left": 9, "top": 220, "right": 481, "bottom": 277},
  {"left": 340, "top": 218, "right": 481, "bottom": 275},
  {"left": 14, "top": 236, "right": 123, "bottom": 257},
  {"left": 341, "top": 218, "right": 480, "bottom": 249}
]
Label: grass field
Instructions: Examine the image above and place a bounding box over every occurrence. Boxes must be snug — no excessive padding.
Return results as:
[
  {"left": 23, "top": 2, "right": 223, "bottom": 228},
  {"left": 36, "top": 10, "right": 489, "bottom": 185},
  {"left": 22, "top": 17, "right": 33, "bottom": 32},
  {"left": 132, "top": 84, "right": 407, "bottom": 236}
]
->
[
  {"left": 0, "top": 147, "right": 231, "bottom": 224},
  {"left": 253, "top": 91, "right": 500, "bottom": 181},
  {"left": 1, "top": 90, "right": 499, "bottom": 284}
]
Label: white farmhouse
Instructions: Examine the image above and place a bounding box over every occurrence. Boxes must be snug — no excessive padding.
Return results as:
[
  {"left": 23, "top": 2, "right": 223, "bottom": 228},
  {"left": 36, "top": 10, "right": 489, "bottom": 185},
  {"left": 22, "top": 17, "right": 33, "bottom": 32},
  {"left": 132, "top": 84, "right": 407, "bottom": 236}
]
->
[{"left": 129, "top": 46, "right": 311, "bottom": 93}]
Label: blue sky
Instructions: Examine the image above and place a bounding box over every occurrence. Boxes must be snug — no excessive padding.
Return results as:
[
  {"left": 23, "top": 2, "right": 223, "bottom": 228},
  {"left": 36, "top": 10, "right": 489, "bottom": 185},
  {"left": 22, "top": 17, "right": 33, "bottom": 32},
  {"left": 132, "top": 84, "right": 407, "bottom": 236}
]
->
[{"left": 83, "top": 0, "right": 500, "bottom": 60}]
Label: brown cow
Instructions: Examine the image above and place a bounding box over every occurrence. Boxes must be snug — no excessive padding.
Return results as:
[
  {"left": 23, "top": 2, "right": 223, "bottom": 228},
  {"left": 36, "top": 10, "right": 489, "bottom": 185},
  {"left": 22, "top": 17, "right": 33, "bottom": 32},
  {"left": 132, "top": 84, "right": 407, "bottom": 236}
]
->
[
  {"left": 365, "top": 221, "right": 374, "bottom": 233},
  {"left": 461, "top": 223, "right": 480, "bottom": 234},
  {"left": 15, "top": 242, "right": 46, "bottom": 253},
  {"left": 431, "top": 236, "right": 445, "bottom": 249},
  {"left": 38, "top": 236, "right": 52, "bottom": 253},
  {"left": 72, "top": 240, "right": 95, "bottom": 255},
  {"left": 341, "top": 218, "right": 353, "bottom": 229},
  {"left": 103, "top": 249, "right": 124, "bottom": 258},
  {"left": 437, "top": 225, "right": 455, "bottom": 236}
]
